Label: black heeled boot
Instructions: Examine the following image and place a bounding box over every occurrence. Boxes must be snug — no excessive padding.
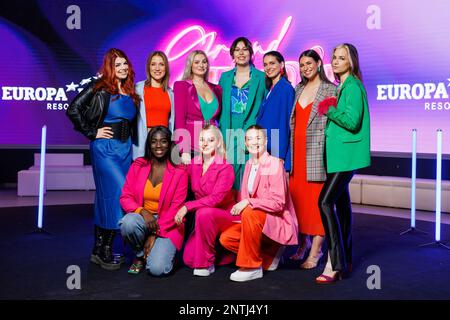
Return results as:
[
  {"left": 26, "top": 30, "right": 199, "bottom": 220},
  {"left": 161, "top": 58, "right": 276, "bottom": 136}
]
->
[
  {"left": 91, "top": 226, "right": 125, "bottom": 265},
  {"left": 98, "top": 229, "right": 121, "bottom": 271}
]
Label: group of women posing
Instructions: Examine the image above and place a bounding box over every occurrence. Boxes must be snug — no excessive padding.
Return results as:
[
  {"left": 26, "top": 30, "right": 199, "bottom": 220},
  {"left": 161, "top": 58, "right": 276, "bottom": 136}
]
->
[{"left": 66, "top": 37, "right": 371, "bottom": 284}]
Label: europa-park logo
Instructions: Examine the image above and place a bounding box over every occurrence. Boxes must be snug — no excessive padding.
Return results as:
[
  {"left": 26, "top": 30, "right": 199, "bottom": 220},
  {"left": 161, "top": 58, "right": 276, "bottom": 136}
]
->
[
  {"left": 1, "top": 76, "right": 97, "bottom": 111},
  {"left": 376, "top": 79, "right": 450, "bottom": 111}
]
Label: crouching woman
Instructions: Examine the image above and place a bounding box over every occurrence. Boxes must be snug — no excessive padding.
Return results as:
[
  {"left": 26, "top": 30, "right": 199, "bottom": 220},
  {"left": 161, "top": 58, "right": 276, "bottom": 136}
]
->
[
  {"left": 219, "top": 125, "right": 298, "bottom": 282},
  {"left": 119, "top": 126, "right": 188, "bottom": 276}
]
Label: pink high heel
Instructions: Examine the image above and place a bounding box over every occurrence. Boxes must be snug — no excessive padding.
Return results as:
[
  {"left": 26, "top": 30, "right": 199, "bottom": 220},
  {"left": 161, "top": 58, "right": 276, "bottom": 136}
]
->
[{"left": 315, "top": 271, "right": 342, "bottom": 284}]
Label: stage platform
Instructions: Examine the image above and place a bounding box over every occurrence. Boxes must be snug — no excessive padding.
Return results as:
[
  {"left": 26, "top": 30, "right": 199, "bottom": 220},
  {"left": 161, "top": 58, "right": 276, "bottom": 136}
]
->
[{"left": 1, "top": 190, "right": 450, "bottom": 301}]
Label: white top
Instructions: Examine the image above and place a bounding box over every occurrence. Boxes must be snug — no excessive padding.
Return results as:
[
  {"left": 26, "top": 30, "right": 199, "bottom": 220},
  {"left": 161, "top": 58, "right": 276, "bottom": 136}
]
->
[{"left": 247, "top": 163, "right": 259, "bottom": 196}]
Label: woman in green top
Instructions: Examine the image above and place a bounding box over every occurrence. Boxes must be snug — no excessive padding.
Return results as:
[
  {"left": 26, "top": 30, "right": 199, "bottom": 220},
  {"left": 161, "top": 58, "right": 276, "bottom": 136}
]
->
[
  {"left": 315, "top": 43, "right": 371, "bottom": 284},
  {"left": 219, "top": 37, "right": 267, "bottom": 190}
]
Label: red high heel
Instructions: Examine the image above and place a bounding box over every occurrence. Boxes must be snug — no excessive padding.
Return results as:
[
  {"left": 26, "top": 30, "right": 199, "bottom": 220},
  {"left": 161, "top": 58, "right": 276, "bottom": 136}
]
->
[{"left": 315, "top": 271, "right": 342, "bottom": 284}]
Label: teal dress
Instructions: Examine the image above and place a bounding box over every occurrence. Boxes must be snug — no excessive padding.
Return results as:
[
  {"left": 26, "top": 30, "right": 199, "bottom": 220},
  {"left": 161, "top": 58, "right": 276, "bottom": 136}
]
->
[
  {"left": 90, "top": 94, "right": 136, "bottom": 230},
  {"left": 198, "top": 94, "right": 218, "bottom": 123}
]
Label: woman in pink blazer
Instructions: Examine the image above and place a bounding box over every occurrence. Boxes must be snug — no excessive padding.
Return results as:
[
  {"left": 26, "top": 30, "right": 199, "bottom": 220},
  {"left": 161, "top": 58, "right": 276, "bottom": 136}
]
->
[
  {"left": 119, "top": 126, "right": 188, "bottom": 276},
  {"left": 174, "top": 125, "right": 237, "bottom": 276},
  {"left": 220, "top": 125, "right": 298, "bottom": 282},
  {"left": 174, "top": 50, "right": 222, "bottom": 164}
]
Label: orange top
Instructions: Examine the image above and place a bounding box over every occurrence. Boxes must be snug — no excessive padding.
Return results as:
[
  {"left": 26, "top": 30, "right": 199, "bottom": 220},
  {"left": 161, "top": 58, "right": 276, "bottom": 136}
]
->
[
  {"left": 144, "top": 86, "right": 171, "bottom": 128},
  {"left": 135, "top": 180, "right": 162, "bottom": 214}
]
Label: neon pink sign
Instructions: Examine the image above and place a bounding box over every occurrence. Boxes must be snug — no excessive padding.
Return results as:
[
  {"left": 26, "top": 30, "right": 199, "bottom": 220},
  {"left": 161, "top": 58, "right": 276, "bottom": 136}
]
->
[{"left": 163, "top": 16, "right": 335, "bottom": 85}]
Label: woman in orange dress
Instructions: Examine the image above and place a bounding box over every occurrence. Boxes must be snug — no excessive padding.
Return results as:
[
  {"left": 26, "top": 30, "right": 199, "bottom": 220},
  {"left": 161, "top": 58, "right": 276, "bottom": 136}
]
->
[{"left": 288, "top": 49, "right": 336, "bottom": 269}]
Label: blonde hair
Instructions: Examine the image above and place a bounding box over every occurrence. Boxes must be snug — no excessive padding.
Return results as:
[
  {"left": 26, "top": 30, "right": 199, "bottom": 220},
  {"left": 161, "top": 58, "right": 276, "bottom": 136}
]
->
[
  {"left": 200, "top": 124, "right": 226, "bottom": 160},
  {"left": 181, "top": 50, "right": 209, "bottom": 81},
  {"left": 144, "top": 51, "right": 170, "bottom": 92},
  {"left": 333, "top": 43, "right": 362, "bottom": 82}
]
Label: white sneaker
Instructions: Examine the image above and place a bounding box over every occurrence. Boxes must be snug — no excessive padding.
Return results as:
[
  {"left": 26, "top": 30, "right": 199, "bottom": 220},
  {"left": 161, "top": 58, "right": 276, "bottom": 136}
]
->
[
  {"left": 267, "top": 246, "right": 286, "bottom": 271},
  {"left": 230, "top": 268, "right": 263, "bottom": 282},
  {"left": 193, "top": 265, "right": 215, "bottom": 277}
]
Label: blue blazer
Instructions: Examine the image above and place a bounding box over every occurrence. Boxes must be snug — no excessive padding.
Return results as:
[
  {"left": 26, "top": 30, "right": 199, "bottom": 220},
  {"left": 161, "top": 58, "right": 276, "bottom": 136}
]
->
[{"left": 256, "top": 77, "right": 295, "bottom": 171}]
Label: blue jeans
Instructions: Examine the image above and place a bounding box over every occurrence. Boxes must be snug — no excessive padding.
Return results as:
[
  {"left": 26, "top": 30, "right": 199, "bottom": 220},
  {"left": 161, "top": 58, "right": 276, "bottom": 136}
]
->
[{"left": 119, "top": 213, "right": 176, "bottom": 276}]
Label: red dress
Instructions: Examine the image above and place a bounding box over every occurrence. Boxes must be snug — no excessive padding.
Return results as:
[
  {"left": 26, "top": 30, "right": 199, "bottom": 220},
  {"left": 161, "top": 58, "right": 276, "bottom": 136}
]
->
[{"left": 289, "top": 102, "right": 325, "bottom": 236}]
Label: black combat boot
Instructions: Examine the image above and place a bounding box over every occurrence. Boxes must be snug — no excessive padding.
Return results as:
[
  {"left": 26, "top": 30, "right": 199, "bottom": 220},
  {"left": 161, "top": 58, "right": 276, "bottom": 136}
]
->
[
  {"left": 98, "top": 229, "right": 121, "bottom": 271},
  {"left": 91, "top": 226, "right": 124, "bottom": 265},
  {"left": 90, "top": 225, "right": 103, "bottom": 264}
]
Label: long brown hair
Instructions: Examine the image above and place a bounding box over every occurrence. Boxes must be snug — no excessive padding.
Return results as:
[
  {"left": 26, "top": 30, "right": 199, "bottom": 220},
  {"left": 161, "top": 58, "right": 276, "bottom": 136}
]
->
[
  {"left": 94, "top": 48, "right": 140, "bottom": 106},
  {"left": 144, "top": 51, "right": 170, "bottom": 92},
  {"left": 230, "top": 36, "right": 254, "bottom": 66},
  {"left": 263, "top": 51, "right": 289, "bottom": 90},
  {"left": 298, "top": 49, "right": 333, "bottom": 85}
]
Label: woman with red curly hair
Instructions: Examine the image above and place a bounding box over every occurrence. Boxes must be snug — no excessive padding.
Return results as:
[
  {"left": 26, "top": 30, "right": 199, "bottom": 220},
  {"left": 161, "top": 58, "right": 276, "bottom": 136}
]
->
[{"left": 67, "top": 48, "right": 140, "bottom": 271}]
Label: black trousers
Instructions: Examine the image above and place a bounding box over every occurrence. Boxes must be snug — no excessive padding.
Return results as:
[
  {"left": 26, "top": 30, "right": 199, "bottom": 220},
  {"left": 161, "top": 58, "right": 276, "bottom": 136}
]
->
[{"left": 318, "top": 170, "right": 354, "bottom": 272}]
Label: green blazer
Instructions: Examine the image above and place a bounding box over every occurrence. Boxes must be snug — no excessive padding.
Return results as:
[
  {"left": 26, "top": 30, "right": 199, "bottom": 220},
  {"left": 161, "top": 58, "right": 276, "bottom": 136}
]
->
[
  {"left": 218, "top": 66, "right": 267, "bottom": 143},
  {"left": 325, "top": 75, "right": 371, "bottom": 173}
]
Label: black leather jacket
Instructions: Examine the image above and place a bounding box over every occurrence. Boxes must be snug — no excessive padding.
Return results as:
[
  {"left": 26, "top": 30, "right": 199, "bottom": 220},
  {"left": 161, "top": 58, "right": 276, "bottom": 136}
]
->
[{"left": 66, "top": 82, "right": 137, "bottom": 142}]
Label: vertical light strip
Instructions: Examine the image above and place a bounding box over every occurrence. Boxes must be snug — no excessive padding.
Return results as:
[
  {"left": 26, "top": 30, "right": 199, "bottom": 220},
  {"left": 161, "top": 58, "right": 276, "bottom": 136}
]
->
[
  {"left": 411, "top": 129, "right": 417, "bottom": 228},
  {"left": 37, "top": 125, "right": 47, "bottom": 230},
  {"left": 435, "top": 129, "right": 442, "bottom": 242}
]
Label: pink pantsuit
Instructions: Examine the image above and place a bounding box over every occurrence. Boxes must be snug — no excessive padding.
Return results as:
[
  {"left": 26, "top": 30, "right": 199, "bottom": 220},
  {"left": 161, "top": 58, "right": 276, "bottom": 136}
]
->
[{"left": 182, "top": 156, "right": 237, "bottom": 268}]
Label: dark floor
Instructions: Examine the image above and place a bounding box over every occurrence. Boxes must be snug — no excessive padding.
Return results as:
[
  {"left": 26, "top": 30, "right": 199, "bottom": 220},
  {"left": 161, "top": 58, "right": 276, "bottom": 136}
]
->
[{"left": 1, "top": 204, "right": 450, "bottom": 301}]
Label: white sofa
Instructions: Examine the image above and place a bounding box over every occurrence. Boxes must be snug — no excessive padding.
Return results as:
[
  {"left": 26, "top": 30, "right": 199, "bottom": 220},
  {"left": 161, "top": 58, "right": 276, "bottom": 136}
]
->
[
  {"left": 17, "top": 153, "right": 95, "bottom": 196},
  {"left": 16, "top": 155, "right": 450, "bottom": 213},
  {"left": 349, "top": 175, "right": 362, "bottom": 204},
  {"left": 350, "top": 174, "right": 450, "bottom": 213}
]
